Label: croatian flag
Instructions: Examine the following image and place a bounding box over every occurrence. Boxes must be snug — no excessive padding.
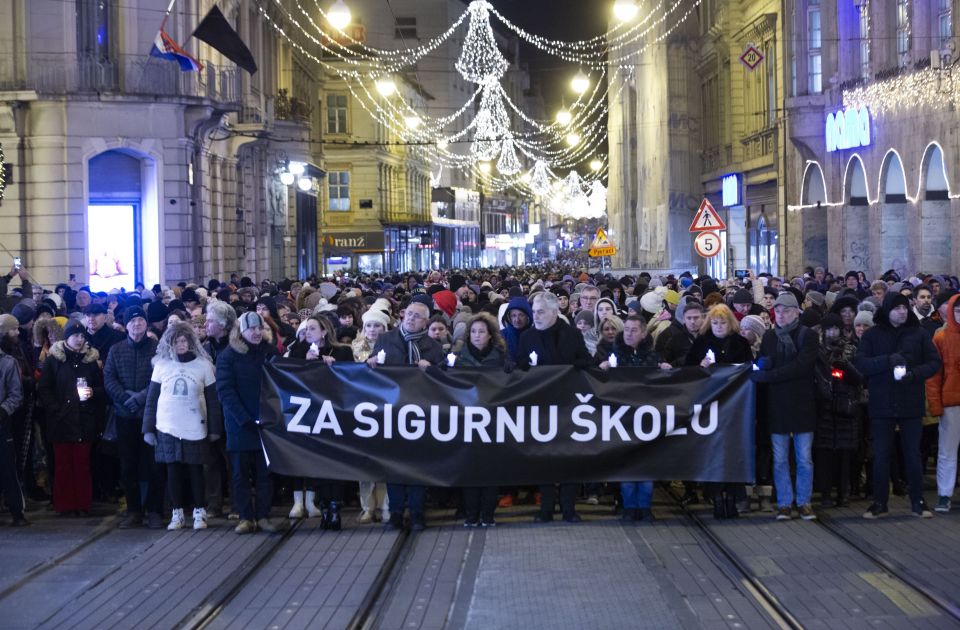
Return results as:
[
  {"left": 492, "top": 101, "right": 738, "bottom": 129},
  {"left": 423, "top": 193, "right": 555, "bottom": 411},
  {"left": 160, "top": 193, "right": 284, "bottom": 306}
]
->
[{"left": 150, "top": 29, "right": 203, "bottom": 72}]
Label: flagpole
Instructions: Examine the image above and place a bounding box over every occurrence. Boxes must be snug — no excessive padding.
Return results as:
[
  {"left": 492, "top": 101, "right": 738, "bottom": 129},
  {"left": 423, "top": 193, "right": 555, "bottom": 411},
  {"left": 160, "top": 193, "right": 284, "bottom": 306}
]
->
[{"left": 159, "top": 0, "right": 177, "bottom": 31}]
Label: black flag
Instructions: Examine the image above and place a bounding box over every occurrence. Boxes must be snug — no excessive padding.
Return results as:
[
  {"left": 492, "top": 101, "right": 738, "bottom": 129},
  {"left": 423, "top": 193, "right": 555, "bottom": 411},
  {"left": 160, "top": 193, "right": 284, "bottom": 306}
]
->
[{"left": 192, "top": 5, "right": 257, "bottom": 74}]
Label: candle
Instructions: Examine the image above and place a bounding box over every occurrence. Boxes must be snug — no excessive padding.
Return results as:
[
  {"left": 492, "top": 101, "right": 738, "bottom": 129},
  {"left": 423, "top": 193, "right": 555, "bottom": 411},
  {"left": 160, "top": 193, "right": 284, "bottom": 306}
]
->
[
  {"left": 376, "top": 349, "right": 386, "bottom": 364},
  {"left": 705, "top": 349, "right": 716, "bottom": 365},
  {"left": 608, "top": 354, "right": 618, "bottom": 368},
  {"left": 446, "top": 352, "right": 456, "bottom": 367},
  {"left": 893, "top": 365, "right": 907, "bottom": 381},
  {"left": 529, "top": 350, "right": 538, "bottom": 366}
]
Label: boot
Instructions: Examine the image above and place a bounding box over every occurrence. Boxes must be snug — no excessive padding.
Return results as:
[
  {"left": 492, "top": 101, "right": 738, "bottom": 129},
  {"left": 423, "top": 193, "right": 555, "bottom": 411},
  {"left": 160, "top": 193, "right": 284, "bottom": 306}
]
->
[
  {"left": 289, "top": 491, "right": 306, "bottom": 519},
  {"left": 167, "top": 508, "right": 185, "bottom": 530},
  {"left": 326, "top": 501, "right": 342, "bottom": 531},
  {"left": 305, "top": 491, "right": 323, "bottom": 518},
  {"left": 621, "top": 508, "right": 637, "bottom": 522}
]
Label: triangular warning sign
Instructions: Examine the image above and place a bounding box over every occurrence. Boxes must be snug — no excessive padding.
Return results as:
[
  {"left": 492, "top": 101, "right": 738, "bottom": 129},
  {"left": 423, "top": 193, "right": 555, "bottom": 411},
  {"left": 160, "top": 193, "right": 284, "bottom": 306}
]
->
[
  {"left": 590, "top": 227, "right": 612, "bottom": 249},
  {"left": 689, "top": 199, "right": 727, "bottom": 232}
]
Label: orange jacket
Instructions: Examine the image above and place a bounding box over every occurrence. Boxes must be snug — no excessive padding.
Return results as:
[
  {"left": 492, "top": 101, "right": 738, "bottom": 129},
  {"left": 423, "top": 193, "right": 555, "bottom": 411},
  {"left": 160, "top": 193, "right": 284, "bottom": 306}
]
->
[{"left": 926, "top": 294, "right": 960, "bottom": 416}]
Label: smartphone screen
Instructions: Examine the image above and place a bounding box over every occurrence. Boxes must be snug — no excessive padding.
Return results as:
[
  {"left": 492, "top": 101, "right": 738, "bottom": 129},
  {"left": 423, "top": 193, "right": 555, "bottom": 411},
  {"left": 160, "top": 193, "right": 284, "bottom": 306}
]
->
[{"left": 13, "top": 257, "right": 21, "bottom": 269}]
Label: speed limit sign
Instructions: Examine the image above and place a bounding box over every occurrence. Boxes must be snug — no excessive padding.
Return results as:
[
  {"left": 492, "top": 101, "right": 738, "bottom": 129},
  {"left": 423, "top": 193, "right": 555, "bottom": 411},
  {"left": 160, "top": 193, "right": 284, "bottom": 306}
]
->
[{"left": 694, "top": 231, "right": 722, "bottom": 258}]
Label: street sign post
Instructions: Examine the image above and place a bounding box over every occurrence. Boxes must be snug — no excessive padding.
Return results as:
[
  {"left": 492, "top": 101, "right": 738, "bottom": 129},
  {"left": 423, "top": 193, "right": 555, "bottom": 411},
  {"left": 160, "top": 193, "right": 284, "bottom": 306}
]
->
[
  {"left": 689, "top": 199, "right": 727, "bottom": 232},
  {"left": 694, "top": 231, "right": 722, "bottom": 258},
  {"left": 588, "top": 227, "right": 617, "bottom": 258}
]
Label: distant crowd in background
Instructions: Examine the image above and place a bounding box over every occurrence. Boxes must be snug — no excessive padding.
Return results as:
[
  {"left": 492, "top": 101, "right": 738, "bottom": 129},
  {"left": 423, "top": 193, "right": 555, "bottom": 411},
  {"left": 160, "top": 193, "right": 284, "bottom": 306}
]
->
[{"left": 0, "top": 262, "right": 957, "bottom": 531}]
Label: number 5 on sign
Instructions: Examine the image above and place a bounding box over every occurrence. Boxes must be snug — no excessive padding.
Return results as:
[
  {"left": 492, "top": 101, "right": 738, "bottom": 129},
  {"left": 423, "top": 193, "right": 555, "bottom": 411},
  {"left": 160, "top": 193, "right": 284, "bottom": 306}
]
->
[{"left": 694, "top": 231, "right": 722, "bottom": 258}]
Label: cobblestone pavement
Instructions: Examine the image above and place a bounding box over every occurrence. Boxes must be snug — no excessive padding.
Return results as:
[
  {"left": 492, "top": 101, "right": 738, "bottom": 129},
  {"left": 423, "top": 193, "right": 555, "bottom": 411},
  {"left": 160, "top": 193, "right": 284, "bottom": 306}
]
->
[{"left": 2, "top": 488, "right": 960, "bottom": 629}]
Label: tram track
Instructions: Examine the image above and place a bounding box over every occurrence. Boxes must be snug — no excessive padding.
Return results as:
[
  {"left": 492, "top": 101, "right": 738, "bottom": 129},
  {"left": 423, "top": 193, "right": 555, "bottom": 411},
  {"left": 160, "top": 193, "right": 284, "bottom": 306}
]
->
[{"left": 666, "top": 486, "right": 960, "bottom": 628}]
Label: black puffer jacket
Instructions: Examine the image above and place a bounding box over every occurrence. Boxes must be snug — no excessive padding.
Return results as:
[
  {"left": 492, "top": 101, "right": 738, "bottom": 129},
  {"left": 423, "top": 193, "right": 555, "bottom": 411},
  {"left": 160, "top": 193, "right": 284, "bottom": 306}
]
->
[
  {"left": 37, "top": 341, "right": 103, "bottom": 442},
  {"left": 594, "top": 333, "right": 663, "bottom": 367},
  {"left": 855, "top": 292, "right": 941, "bottom": 419},
  {"left": 815, "top": 337, "right": 863, "bottom": 450},
  {"left": 751, "top": 324, "right": 819, "bottom": 434},
  {"left": 103, "top": 334, "right": 158, "bottom": 420}
]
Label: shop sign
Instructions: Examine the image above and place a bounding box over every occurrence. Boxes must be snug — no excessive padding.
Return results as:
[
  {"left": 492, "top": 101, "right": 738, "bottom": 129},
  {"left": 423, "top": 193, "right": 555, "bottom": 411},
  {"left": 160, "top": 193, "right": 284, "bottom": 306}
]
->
[
  {"left": 722, "top": 174, "right": 740, "bottom": 207},
  {"left": 826, "top": 106, "right": 871, "bottom": 153},
  {"left": 322, "top": 231, "right": 385, "bottom": 251}
]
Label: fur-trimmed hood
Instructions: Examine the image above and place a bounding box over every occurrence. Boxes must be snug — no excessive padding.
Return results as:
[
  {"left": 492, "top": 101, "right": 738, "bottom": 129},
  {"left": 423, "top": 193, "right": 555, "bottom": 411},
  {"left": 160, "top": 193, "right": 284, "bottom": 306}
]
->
[
  {"left": 33, "top": 318, "right": 63, "bottom": 347},
  {"left": 48, "top": 340, "right": 99, "bottom": 364},
  {"left": 228, "top": 322, "right": 274, "bottom": 354}
]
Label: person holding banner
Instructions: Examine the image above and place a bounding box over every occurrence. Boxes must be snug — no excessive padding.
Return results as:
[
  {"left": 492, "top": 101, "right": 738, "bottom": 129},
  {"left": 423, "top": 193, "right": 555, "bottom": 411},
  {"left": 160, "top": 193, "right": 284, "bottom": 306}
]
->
[
  {"left": 352, "top": 308, "right": 391, "bottom": 524},
  {"left": 518, "top": 291, "right": 591, "bottom": 523},
  {"left": 368, "top": 296, "right": 444, "bottom": 531},
  {"left": 453, "top": 313, "right": 506, "bottom": 527},
  {"left": 283, "top": 315, "right": 353, "bottom": 529},
  {"left": 216, "top": 312, "right": 279, "bottom": 535},
  {"left": 596, "top": 315, "right": 671, "bottom": 522}
]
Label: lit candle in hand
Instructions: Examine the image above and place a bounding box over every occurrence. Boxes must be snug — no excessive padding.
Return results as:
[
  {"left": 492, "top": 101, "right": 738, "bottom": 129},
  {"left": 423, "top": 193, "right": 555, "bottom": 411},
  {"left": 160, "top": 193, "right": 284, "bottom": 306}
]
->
[
  {"left": 608, "top": 354, "right": 618, "bottom": 368},
  {"left": 446, "top": 352, "right": 456, "bottom": 367},
  {"left": 376, "top": 349, "right": 386, "bottom": 364},
  {"left": 529, "top": 350, "right": 538, "bottom": 366}
]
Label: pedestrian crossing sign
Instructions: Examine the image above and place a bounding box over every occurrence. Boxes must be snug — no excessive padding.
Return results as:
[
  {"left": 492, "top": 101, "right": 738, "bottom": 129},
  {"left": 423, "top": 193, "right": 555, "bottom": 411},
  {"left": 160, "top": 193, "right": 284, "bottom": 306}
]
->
[
  {"left": 689, "top": 198, "right": 727, "bottom": 232},
  {"left": 588, "top": 227, "right": 617, "bottom": 257}
]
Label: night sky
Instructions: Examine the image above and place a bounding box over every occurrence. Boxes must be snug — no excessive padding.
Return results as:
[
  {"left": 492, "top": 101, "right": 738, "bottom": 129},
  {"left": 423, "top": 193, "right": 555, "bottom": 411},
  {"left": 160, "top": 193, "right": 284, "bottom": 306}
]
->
[{"left": 488, "top": 0, "right": 609, "bottom": 112}]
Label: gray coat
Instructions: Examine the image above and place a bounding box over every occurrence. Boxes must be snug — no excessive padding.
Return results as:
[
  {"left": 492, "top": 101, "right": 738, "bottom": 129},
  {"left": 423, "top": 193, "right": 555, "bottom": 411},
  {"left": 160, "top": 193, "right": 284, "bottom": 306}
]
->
[{"left": 0, "top": 348, "right": 23, "bottom": 420}]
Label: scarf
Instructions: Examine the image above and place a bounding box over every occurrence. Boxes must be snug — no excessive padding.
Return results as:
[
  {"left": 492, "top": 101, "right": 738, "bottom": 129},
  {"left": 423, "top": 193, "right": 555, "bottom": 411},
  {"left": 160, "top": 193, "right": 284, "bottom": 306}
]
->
[
  {"left": 400, "top": 326, "right": 427, "bottom": 365},
  {"left": 774, "top": 318, "right": 799, "bottom": 361}
]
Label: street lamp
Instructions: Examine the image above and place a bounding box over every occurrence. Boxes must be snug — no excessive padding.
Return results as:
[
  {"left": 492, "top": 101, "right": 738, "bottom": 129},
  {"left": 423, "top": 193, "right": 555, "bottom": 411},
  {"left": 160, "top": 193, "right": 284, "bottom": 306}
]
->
[
  {"left": 297, "top": 176, "right": 313, "bottom": 191},
  {"left": 613, "top": 0, "right": 640, "bottom": 22},
  {"left": 289, "top": 161, "right": 305, "bottom": 176},
  {"left": 590, "top": 159, "right": 603, "bottom": 171},
  {"left": 279, "top": 171, "right": 295, "bottom": 186},
  {"left": 375, "top": 77, "right": 397, "bottom": 97},
  {"left": 327, "top": 0, "right": 351, "bottom": 30},
  {"left": 570, "top": 70, "right": 590, "bottom": 94},
  {"left": 556, "top": 109, "right": 572, "bottom": 125}
]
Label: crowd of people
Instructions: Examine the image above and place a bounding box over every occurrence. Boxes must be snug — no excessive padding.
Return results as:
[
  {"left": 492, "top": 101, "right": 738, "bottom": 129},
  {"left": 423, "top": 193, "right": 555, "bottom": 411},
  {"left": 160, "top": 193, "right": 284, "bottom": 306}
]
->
[{"left": 0, "top": 262, "right": 956, "bottom": 531}]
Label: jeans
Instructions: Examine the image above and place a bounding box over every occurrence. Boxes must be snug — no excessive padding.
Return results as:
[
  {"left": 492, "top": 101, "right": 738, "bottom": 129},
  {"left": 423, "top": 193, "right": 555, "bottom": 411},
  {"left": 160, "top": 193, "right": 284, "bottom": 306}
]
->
[
  {"left": 620, "top": 482, "right": 653, "bottom": 509},
  {"left": 386, "top": 484, "right": 425, "bottom": 517},
  {"left": 872, "top": 416, "right": 923, "bottom": 506},
  {"left": 230, "top": 450, "right": 273, "bottom": 521},
  {"left": 117, "top": 416, "right": 164, "bottom": 514},
  {"left": 937, "top": 407, "right": 960, "bottom": 498},
  {"left": 771, "top": 432, "right": 813, "bottom": 508}
]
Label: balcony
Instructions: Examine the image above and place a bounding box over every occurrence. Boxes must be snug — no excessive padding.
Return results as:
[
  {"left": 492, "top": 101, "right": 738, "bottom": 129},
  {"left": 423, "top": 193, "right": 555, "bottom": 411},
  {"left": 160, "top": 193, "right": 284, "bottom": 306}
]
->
[{"left": 0, "top": 53, "right": 241, "bottom": 106}]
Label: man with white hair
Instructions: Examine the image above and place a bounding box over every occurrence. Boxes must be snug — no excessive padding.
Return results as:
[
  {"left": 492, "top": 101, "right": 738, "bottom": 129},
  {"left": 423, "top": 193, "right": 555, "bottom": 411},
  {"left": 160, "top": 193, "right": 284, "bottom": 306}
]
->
[
  {"left": 203, "top": 301, "right": 237, "bottom": 518},
  {"left": 517, "top": 291, "right": 591, "bottom": 523}
]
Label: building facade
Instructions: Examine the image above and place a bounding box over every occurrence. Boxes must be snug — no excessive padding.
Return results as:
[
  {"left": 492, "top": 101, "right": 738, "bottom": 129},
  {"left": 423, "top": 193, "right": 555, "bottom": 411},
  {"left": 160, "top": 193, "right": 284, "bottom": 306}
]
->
[
  {"left": 785, "top": 0, "right": 960, "bottom": 279},
  {"left": 0, "top": 0, "right": 324, "bottom": 289}
]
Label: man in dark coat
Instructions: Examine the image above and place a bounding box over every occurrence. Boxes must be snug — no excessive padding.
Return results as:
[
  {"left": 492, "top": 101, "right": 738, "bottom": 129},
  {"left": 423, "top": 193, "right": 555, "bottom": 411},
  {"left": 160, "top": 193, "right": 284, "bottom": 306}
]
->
[
  {"left": 751, "top": 293, "right": 819, "bottom": 521},
  {"left": 217, "top": 311, "right": 279, "bottom": 534},
  {"left": 517, "top": 291, "right": 590, "bottom": 523},
  {"left": 103, "top": 307, "right": 163, "bottom": 528},
  {"left": 370, "top": 297, "right": 444, "bottom": 532},
  {"left": 202, "top": 301, "right": 237, "bottom": 517},
  {"left": 0, "top": 314, "right": 26, "bottom": 525},
  {"left": 84, "top": 303, "right": 125, "bottom": 359},
  {"left": 655, "top": 298, "right": 703, "bottom": 366},
  {"left": 856, "top": 291, "right": 942, "bottom": 519}
]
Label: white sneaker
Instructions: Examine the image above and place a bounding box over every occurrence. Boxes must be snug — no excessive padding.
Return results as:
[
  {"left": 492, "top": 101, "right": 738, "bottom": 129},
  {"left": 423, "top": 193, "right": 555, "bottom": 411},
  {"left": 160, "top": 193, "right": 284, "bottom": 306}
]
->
[
  {"left": 358, "top": 509, "right": 373, "bottom": 524},
  {"left": 167, "top": 508, "right": 185, "bottom": 530},
  {"left": 305, "top": 491, "right": 323, "bottom": 518},
  {"left": 289, "top": 491, "right": 305, "bottom": 519},
  {"left": 192, "top": 508, "right": 208, "bottom": 530},
  {"left": 380, "top": 510, "right": 391, "bottom": 523},
  {"left": 586, "top": 494, "right": 600, "bottom": 506}
]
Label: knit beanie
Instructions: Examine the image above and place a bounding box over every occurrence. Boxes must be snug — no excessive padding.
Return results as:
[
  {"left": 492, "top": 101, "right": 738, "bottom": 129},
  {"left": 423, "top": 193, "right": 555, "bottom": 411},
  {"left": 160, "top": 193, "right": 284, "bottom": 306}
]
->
[
  {"left": 362, "top": 308, "right": 391, "bottom": 329},
  {"left": 238, "top": 311, "right": 263, "bottom": 333},
  {"left": 10, "top": 303, "right": 35, "bottom": 325},
  {"left": 146, "top": 301, "right": 169, "bottom": 324},
  {"left": 0, "top": 314, "right": 18, "bottom": 335},
  {"left": 63, "top": 320, "right": 86, "bottom": 339},
  {"left": 574, "top": 310, "right": 594, "bottom": 327},
  {"left": 432, "top": 290, "right": 458, "bottom": 318},
  {"left": 733, "top": 289, "right": 753, "bottom": 305},
  {"left": 739, "top": 315, "right": 766, "bottom": 340},
  {"left": 854, "top": 310, "right": 874, "bottom": 327}
]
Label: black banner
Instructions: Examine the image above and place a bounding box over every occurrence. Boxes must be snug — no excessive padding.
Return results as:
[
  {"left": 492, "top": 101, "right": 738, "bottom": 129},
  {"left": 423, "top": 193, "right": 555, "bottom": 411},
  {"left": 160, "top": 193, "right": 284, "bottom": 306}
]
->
[{"left": 258, "top": 361, "right": 756, "bottom": 486}]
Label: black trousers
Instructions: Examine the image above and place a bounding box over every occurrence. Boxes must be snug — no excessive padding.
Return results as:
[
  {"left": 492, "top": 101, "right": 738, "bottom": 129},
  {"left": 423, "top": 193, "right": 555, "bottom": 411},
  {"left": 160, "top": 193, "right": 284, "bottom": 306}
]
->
[
  {"left": 871, "top": 416, "right": 923, "bottom": 507},
  {"left": 167, "top": 462, "right": 205, "bottom": 511},
  {"left": 814, "top": 447, "right": 853, "bottom": 499},
  {"left": 539, "top": 483, "right": 577, "bottom": 519},
  {"left": 117, "top": 416, "right": 165, "bottom": 514},
  {"left": 0, "top": 420, "right": 24, "bottom": 517},
  {"left": 463, "top": 486, "right": 497, "bottom": 522}
]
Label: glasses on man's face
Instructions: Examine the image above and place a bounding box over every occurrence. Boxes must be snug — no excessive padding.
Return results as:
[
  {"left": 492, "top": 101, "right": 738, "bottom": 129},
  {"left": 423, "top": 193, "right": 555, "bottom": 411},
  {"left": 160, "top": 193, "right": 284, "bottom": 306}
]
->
[{"left": 406, "top": 312, "right": 426, "bottom": 321}]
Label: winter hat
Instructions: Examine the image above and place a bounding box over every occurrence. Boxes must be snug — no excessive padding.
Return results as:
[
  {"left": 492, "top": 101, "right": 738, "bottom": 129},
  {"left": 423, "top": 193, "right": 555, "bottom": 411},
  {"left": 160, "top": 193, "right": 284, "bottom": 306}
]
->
[
  {"left": 680, "top": 277, "right": 694, "bottom": 290},
  {"left": 820, "top": 313, "right": 843, "bottom": 331},
  {"left": 639, "top": 290, "right": 663, "bottom": 315},
  {"left": 663, "top": 290, "right": 681, "bottom": 306},
  {"left": 180, "top": 288, "right": 199, "bottom": 304},
  {"left": 123, "top": 307, "right": 147, "bottom": 325},
  {"left": 432, "top": 290, "right": 458, "bottom": 318},
  {"left": 854, "top": 310, "right": 874, "bottom": 327},
  {"left": 773, "top": 293, "right": 799, "bottom": 309},
  {"left": 10, "top": 303, "right": 35, "bottom": 325},
  {"left": 238, "top": 311, "right": 263, "bottom": 333},
  {"left": 574, "top": 310, "right": 594, "bottom": 327},
  {"left": 805, "top": 291, "right": 825, "bottom": 307},
  {"left": 362, "top": 308, "right": 391, "bottom": 329},
  {"left": 935, "top": 289, "right": 959, "bottom": 310},
  {"left": 409, "top": 294, "right": 434, "bottom": 311},
  {"left": 371, "top": 298, "right": 393, "bottom": 316},
  {"left": 739, "top": 315, "right": 766, "bottom": 340},
  {"left": 0, "top": 314, "right": 19, "bottom": 335},
  {"left": 732, "top": 289, "right": 753, "bottom": 305},
  {"left": 146, "top": 301, "right": 169, "bottom": 324},
  {"left": 625, "top": 298, "right": 640, "bottom": 313},
  {"left": 63, "top": 319, "right": 86, "bottom": 339},
  {"left": 83, "top": 303, "right": 108, "bottom": 315},
  {"left": 858, "top": 301, "right": 877, "bottom": 313}
]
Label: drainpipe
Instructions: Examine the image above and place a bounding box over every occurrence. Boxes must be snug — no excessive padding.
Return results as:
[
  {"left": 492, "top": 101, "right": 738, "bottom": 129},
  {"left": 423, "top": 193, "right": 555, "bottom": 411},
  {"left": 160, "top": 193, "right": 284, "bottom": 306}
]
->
[{"left": 10, "top": 101, "right": 28, "bottom": 261}]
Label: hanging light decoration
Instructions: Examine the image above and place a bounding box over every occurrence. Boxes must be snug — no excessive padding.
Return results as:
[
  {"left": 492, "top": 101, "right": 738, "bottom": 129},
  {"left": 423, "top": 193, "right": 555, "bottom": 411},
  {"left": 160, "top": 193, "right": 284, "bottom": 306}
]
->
[
  {"left": 566, "top": 132, "right": 581, "bottom": 147},
  {"left": 556, "top": 108, "right": 572, "bottom": 125},
  {"left": 530, "top": 160, "right": 552, "bottom": 196},
  {"left": 455, "top": 0, "right": 509, "bottom": 84},
  {"left": 404, "top": 114, "right": 423, "bottom": 130},
  {"left": 375, "top": 77, "right": 397, "bottom": 97},
  {"left": 327, "top": 0, "right": 352, "bottom": 30},
  {"left": 496, "top": 135, "right": 521, "bottom": 175},
  {"left": 570, "top": 70, "right": 590, "bottom": 94},
  {"left": 613, "top": 0, "right": 640, "bottom": 22},
  {"left": 589, "top": 158, "right": 603, "bottom": 171},
  {"left": 588, "top": 180, "right": 608, "bottom": 218}
]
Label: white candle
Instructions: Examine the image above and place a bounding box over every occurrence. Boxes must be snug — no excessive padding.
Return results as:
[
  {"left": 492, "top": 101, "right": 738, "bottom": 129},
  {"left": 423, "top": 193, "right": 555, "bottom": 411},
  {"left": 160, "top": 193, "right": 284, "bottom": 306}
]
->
[
  {"left": 376, "top": 349, "right": 386, "bottom": 364},
  {"left": 893, "top": 365, "right": 907, "bottom": 381},
  {"left": 446, "top": 352, "right": 456, "bottom": 367},
  {"left": 705, "top": 349, "right": 716, "bottom": 365},
  {"left": 529, "top": 350, "right": 538, "bottom": 366},
  {"left": 608, "top": 354, "right": 618, "bottom": 368}
]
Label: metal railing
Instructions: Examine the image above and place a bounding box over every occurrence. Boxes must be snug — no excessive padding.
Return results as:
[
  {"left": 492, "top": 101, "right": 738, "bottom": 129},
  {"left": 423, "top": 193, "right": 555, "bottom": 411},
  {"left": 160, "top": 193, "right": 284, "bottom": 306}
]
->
[{"left": 0, "top": 53, "right": 241, "bottom": 105}]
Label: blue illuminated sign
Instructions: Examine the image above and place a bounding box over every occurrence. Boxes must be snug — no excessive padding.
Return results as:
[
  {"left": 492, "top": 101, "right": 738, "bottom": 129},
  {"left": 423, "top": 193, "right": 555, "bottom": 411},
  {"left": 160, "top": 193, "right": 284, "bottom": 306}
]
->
[
  {"left": 722, "top": 173, "right": 740, "bottom": 206},
  {"left": 826, "top": 106, "right": 871, "bottom": 152}
]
